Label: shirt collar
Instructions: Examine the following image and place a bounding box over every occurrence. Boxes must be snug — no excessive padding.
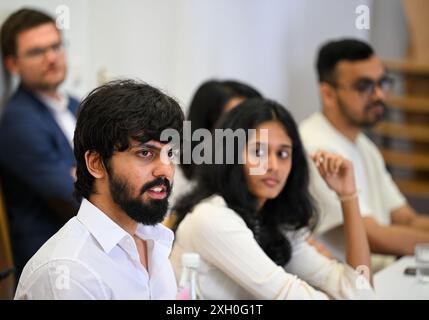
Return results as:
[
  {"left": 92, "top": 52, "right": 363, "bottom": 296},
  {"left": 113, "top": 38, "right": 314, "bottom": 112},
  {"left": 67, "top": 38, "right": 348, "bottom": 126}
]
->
[
  {"left": 76, "top": 199, "right": 174, "bottom": 254},
  {"left": 135, "top": 223, "right": 174, "bottom": 249},
  {"left": 36, "top": 90, "right": 68, "bottom": 113}
]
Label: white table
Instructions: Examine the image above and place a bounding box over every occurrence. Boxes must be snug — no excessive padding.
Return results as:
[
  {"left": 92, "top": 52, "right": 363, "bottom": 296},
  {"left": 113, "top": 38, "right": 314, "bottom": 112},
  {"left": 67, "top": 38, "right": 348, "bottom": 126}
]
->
[{"left": 374, "top": 256, "right": 429, "bottom": 299}]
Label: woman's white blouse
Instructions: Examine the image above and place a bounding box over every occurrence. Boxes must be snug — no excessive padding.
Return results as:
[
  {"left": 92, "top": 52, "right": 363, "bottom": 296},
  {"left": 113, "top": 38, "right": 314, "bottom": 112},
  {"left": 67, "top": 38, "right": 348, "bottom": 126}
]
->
[{"left": 170, "top": 195, "right": 376, "bottom": 300}]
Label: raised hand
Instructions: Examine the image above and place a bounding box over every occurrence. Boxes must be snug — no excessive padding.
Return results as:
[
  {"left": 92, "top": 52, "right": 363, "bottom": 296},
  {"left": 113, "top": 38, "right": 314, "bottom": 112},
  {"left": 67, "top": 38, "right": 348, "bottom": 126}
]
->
[{"left": 312, "top": 151, "right": 356, "bottom": 197}]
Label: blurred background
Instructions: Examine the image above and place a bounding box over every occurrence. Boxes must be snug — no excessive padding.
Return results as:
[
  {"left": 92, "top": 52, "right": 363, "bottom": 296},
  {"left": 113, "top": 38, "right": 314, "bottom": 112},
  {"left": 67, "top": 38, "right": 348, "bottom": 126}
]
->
[
  {"left": 1, "top": 0, "right": 428, "bottom": 300},
  {"left": 0, "top": 0, "right": 408, "bottom": 122},
  {"left": 0, "top": 1, "right": 427, "bottom": 218}
]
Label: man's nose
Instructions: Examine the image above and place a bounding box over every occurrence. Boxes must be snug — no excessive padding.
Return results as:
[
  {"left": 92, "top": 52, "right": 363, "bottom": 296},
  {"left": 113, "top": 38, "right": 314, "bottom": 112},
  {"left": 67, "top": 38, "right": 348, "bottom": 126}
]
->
[
  {"left": 373, "top": 83, "right": 387, "bottom": 101},
  {"left": 152, "top": 157, "right": 175, "bottom": 180},
  {"left": 44, "top": 47, "right": 60, "bottom": 63}
]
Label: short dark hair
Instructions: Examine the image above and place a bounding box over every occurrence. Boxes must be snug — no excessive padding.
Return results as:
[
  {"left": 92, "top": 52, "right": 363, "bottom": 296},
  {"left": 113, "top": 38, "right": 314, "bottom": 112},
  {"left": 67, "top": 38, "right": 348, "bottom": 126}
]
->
[
  {"left": 73, "top": 79, "right": 184, "bottom": 201},
  {"left": 316, "top": 38, "right": 374, "bottom": 84},
  {"left": 174, "top": 98, "right": 317, "bottom": 266},
  {"left": 181, "top": 79, "right": 262, "bottom": 179},
  {"left": 0, "top": 8, "right": 56, "bottom": 60}
]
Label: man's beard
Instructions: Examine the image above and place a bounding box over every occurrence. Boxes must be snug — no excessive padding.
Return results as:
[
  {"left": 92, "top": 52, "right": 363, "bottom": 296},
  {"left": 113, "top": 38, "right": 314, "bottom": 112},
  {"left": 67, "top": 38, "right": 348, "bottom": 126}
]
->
[
  {"left": 337, "top": 96, "right": 386, "bottom": 128},
  {"left": 108, "top": 172, "right": 172, "bottom": 226}
]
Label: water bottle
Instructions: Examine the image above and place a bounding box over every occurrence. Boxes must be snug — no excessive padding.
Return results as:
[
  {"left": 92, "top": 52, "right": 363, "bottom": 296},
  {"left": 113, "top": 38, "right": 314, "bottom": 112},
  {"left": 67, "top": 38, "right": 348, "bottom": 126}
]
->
[{"left": 176, "top": 252, "right": 202, "bottom": 300}]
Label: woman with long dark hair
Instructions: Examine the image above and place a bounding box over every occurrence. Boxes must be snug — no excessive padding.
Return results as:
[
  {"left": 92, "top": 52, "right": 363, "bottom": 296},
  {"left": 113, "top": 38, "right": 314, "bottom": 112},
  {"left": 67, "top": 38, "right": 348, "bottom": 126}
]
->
[
  {"left": 180, "top": 80, "right": 262, "bottom": 180},
  {"left": 169, "top": 79, "right": 262, "bottom": 214},
  {"left": 171, "top": 98, "right": 375, "bottom": 299}
]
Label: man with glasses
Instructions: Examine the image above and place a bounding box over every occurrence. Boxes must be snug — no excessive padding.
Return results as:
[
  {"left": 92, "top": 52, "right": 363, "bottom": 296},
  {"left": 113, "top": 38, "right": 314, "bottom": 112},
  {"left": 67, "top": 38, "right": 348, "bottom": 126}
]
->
[
  {"left": 300, "top": 39, "right": 429, "bottom": 270},
  {"left": 0, "top": 8, "right": 79, "bottom": 279}
]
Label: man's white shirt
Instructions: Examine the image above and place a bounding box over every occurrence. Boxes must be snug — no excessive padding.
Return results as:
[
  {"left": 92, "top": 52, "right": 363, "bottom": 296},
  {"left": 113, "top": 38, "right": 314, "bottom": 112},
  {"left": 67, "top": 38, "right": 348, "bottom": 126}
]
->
[
  {"left": 37, "top": 91, "right": 76, "bottom": 149},
  {"left": 14, "top": 199, "right": 177, "bottom": 299},
  {"left": 299, "top": 112, "right": 406, "bottom": 262}
]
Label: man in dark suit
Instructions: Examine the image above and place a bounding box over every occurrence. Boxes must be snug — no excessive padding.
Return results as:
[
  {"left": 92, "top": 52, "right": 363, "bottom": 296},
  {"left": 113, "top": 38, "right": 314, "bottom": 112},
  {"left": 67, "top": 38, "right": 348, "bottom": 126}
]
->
[{"left": 0, "top": 8, "right": 79, "bottom": 279}]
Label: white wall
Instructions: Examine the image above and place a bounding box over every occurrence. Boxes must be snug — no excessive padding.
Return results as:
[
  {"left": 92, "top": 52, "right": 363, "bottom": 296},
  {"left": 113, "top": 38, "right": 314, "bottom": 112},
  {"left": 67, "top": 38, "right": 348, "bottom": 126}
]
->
[
  {"left": 85, "top": 0, "right": 373, "bottom": 121},
  {"left": 85, "top": 0, "right": 293, "bottom": 112},
  {"left": 0, "top": 0, "right": 407, "bottom": 122},
  {"left": 280, "top": 0, "right": 372, "bottom": 121},
  {"left": 370, "top": 0, "right": 408, "bottom": 60}
]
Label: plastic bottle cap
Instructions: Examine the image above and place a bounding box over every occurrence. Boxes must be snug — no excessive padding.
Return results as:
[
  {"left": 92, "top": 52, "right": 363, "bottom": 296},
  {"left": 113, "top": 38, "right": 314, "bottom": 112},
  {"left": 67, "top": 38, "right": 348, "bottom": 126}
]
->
[{"left": 182, "top": 252, "right": 200, "bottom": 268}]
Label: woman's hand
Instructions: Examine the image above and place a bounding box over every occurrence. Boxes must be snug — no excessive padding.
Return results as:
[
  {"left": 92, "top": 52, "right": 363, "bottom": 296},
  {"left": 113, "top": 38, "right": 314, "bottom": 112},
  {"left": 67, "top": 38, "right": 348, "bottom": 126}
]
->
[
  {"left": 312, "top": 151, "right": 356, "bottom": 197},
  {"left": 312, "top": 151, "right": 373, "bottom": 286}
]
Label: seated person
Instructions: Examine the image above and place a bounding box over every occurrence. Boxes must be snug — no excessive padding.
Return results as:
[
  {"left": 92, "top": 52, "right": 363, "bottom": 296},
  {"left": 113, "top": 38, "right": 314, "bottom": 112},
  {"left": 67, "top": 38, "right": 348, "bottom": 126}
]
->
[
  {"left": 0, "top": 8, "right": 79, "bottom": 278},
  {"left": 170, "top": 98, "right": 375, "bottom": 299},
  {"left": 171, "top": 79, "right": 262, "bottom": 206},
  {"left": 15, "top": 80, "right": 184, "bottom": 299},
  {"left": 299, "top": 39, "right": 429, "bottom": 269}
]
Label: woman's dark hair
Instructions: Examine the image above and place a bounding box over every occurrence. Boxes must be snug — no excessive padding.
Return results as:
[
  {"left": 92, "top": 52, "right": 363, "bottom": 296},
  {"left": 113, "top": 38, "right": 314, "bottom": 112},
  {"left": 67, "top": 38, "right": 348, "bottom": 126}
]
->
[
  {"left": 174, "top": 98, "right": 318, "bottom": 266},
  {"left": 73, "top": 79, "right": 184, "bottom": 201},
  {"left": 181, "top": 79, "right": 262, "bottom": 179}
]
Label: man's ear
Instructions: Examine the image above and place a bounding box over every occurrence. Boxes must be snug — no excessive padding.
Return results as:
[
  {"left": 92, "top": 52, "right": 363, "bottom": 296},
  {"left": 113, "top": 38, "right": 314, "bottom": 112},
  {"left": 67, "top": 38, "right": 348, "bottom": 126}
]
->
[
  {"left": 4, "top": 55, "right": 19, "bottom": 75},
  {"left": 319, "top": 82, "right": 336, "bottom": 109},
  {"left": 85, "top": 150, "right": 107, "bottom": 179}
]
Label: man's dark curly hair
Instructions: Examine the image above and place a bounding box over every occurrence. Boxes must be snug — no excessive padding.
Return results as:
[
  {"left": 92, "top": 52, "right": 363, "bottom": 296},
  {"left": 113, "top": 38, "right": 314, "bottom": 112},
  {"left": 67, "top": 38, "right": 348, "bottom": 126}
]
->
[{"left": 73, "top": 79, "right": 184, "bottom": 201}]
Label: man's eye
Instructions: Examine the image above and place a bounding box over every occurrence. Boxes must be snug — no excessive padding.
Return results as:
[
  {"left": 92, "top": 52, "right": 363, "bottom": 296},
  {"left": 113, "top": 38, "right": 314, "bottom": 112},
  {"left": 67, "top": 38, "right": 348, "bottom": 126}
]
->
[
  {"left": 355, "top": 81, "right": 373, "bottom": 93},
  {"left": 380, "top": 77, "right": 393, "bottom": 91},
  {"left": 138, "top": 150, "right": 153, "bottom": 158},
  {"left": 169, "top": 149, "right": 180, "bottom": 160},
  {"left": 168, "top": 149, "right": 175, "bottom": 158},
  {"left": 52, "top": 43, "right": 62, "bottom": 51},
  {"left": 27, "top": 48, "right": 44, "bottom": 57}
]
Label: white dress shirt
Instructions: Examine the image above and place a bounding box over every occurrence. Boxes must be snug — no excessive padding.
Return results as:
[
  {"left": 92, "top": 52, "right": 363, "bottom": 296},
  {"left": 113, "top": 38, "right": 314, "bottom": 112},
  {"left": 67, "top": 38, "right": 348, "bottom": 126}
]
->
[
  {"left": 37, "top": 91, "right": 77, "bottom": 149},
  {"left": 170, "top": 195, "right": 375, "bottom": 300},
  {"left": 15, "top": 199, "right": 177, "bottom": 300},
  {"left": 299, "top": 112, "right": 406, "bottom": 264}
]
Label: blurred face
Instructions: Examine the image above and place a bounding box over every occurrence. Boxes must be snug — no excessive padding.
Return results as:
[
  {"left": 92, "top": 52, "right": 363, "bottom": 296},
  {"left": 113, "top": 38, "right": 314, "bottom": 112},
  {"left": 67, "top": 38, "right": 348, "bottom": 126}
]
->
[
  {"left": 106, "top": 140, "right": 176, "bottom": 225},
  {"left": 243, "top": 121, "right": 293, "bottom": 207},
  {"left": 330, "top": 55, "right": 391, "bottom": 127},
  {"left": 6, "top": 22, "right": 66, "bottom": 92}
]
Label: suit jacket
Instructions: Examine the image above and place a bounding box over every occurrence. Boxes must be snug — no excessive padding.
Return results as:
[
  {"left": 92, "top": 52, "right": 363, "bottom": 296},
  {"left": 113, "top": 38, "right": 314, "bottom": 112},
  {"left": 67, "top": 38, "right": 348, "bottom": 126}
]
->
[{"left": 0, "top": 84, "right": 80, "bottom": 277}]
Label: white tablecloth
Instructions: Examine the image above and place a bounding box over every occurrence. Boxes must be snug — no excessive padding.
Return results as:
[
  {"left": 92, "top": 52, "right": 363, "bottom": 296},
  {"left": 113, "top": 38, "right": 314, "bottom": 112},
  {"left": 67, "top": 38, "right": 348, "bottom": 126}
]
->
[{"left": 374, "top": 256, "right": 429, "bottom": 299}]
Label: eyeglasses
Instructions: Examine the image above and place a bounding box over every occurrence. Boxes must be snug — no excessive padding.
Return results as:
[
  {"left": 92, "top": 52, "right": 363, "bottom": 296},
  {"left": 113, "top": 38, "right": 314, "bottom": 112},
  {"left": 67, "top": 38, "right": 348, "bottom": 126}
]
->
[
  {"left": 330, "top": 76, "right": 394, "bottom": 98},
  {"left": 20, "top": 41, "right": 65, "bottom": 60}
]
